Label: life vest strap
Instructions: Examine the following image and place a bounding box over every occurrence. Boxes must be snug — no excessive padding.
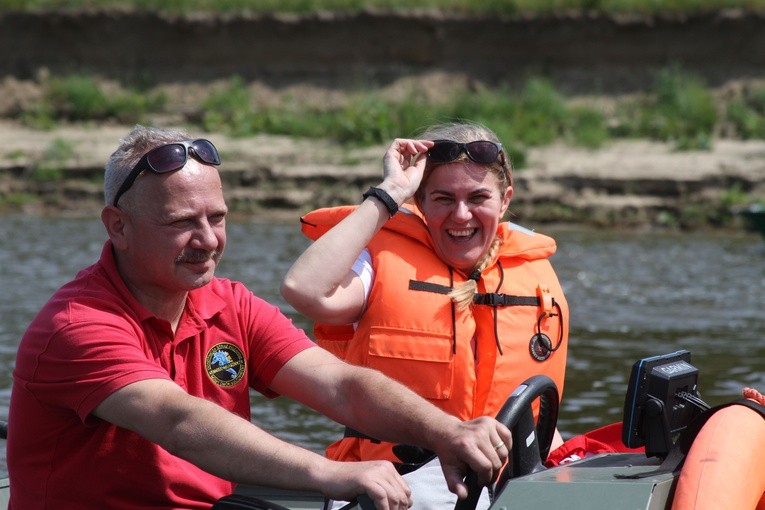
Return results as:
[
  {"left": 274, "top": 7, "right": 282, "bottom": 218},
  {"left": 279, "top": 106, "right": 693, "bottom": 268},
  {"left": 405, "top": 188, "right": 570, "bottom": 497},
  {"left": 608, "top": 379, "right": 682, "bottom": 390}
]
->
[
  {"left": 408, "top": 280, "right": 450, "bottom": 294},
  {"left": 473, "top": 294, "right": 539, "bottom": 307},
  {"left": 408, "top": 279, "right": 540, "bottom": 307}
]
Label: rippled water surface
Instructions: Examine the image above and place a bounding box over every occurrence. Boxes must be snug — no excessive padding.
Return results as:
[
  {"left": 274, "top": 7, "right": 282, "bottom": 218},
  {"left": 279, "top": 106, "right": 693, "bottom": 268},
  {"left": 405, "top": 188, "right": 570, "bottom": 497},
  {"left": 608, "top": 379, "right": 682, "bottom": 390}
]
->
[{"left": 1, "top": 215, "right": 764, "bottom": 478}]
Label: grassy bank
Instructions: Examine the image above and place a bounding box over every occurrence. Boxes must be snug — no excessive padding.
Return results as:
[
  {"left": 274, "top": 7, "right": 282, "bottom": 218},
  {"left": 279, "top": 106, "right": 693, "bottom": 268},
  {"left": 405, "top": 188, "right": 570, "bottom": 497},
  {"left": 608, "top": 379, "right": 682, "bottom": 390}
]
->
[
  {"left": 5, "top": 0, "right": 765, "bottom": 162},
  {"left": 3, "top": 0, "right": 765, "bottom": 225},
  {"left": 15, "top": 67, "right": 765, "bottom": 171}
]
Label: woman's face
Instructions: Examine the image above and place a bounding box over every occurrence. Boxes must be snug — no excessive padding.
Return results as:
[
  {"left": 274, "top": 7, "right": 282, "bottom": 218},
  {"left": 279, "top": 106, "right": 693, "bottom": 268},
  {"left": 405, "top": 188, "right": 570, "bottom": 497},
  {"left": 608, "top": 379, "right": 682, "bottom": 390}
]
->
[{"left": 418, "top": 161, "right": 512, "bottom": 273}]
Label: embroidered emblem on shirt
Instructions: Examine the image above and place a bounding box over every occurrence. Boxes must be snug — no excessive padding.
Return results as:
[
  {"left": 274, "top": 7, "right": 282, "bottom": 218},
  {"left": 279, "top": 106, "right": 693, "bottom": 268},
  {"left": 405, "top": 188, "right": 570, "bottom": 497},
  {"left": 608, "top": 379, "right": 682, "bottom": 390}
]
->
[{"left": 206, "top": 343, "right": 246, "bottom": 386}]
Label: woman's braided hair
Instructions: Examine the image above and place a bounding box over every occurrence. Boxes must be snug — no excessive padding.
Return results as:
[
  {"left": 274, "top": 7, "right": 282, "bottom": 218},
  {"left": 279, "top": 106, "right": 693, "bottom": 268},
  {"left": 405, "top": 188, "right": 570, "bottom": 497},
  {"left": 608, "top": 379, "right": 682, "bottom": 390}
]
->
[{"left": 414, "top": 121, "right": 513, "bottom": 311}]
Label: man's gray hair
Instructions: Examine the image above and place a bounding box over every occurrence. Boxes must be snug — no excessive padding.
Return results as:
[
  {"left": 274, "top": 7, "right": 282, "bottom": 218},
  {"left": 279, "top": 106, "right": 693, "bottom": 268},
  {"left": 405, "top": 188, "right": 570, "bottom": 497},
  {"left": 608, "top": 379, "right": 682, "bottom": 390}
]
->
[{"left": 104, "top": 125, "right": 190, "bottom": 207}]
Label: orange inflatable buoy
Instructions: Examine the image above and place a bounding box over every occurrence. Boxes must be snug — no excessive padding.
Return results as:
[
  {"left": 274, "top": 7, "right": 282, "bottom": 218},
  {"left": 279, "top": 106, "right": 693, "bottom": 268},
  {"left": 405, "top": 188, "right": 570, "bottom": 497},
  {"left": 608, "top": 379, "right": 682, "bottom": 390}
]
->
[{"left": 672, "top": 389, "right": 765, "bottom": 510}]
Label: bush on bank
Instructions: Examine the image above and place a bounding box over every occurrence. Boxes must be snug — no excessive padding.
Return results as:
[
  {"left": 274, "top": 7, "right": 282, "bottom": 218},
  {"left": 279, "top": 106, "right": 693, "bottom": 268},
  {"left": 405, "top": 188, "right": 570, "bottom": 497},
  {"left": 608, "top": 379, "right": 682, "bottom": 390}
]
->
[
  {"left": 12, "top": 67, "right": 765, "bottom": 171},
  {"left": 4, "top": 71, "right": 765, "bottom": 231}
]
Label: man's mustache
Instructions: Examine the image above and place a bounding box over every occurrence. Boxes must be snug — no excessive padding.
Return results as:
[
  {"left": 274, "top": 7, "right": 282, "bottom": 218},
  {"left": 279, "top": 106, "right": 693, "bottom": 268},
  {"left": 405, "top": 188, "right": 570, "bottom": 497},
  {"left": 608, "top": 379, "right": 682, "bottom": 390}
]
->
[{"left": 176, "top": 250, "right": 221, "bottom": 264}]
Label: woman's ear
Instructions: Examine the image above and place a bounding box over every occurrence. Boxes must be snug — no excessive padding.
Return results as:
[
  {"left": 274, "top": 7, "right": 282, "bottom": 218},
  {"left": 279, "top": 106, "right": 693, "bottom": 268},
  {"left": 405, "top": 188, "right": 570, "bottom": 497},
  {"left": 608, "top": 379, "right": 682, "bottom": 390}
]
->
[{"left": 499, "top": 185, "right": 513, "bottom": 217}]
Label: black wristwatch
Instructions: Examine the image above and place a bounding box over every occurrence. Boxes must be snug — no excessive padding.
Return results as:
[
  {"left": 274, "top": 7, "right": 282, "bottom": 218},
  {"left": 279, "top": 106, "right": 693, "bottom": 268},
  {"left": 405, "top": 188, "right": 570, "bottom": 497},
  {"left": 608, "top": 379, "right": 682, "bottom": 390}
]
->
[{"left": 362, "top": 187, "right": 399, "bottom": 218}]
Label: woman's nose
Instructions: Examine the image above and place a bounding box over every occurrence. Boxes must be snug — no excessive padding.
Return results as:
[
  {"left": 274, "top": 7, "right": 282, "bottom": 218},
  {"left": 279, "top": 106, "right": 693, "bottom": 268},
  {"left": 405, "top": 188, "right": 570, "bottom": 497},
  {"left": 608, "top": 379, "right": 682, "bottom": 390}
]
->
[{"left": 451, "top": 200, "right": 472, "bottom": 221}]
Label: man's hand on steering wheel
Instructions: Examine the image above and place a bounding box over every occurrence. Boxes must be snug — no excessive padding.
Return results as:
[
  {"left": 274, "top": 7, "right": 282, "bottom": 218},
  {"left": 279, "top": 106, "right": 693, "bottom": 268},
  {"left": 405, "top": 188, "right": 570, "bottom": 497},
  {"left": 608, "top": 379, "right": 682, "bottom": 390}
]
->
[{"left": 429, "top": 416, "right": 513, "bottom": 500}]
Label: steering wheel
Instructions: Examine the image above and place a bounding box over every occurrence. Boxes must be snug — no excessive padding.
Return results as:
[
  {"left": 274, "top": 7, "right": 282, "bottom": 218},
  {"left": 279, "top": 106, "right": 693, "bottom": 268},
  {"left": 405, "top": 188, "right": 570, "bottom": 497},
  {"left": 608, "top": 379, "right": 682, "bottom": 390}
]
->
[{"left": 455, "top": 375, "right": 559, "bottom": 510}]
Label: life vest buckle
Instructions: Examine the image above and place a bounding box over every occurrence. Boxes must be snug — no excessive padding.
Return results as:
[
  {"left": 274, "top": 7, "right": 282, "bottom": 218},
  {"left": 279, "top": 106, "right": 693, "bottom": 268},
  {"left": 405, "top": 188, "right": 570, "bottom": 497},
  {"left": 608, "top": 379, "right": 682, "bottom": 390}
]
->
[{"left": 482, "top": 292, "right": 502, "bottom": 306}]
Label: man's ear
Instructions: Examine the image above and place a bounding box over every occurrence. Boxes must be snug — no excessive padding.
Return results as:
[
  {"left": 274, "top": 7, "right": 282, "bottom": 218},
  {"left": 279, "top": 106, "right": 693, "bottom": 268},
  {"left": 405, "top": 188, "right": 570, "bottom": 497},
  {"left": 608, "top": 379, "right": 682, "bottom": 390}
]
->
[{"left": 101, "top": 205, "right": 129, "bottom": 251}]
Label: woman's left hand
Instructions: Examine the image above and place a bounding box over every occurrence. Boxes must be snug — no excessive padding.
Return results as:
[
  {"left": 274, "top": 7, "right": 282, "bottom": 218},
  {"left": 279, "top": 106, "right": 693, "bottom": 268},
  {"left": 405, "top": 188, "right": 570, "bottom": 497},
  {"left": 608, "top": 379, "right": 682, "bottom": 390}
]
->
[{"left": 379, "top": 138, "right": 433, "bottom": 206}]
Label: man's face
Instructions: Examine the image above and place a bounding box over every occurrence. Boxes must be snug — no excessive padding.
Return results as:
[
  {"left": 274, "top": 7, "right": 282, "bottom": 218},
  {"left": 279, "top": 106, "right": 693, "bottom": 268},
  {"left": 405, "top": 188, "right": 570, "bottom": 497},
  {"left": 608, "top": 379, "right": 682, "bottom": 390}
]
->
[{"left": 121, "top": 159, "right": 228, "bottom": 297}]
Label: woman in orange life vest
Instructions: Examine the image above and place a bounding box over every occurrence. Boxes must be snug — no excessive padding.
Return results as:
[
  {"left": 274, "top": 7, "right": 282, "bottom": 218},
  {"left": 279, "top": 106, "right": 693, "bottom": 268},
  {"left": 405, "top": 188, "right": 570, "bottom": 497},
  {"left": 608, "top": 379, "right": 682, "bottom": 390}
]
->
[
  {"left": 281, "top": 122, "right": 570, "bottom": 509},
  {"left": 283, "top": 121, "right": 765, "bottom": 510}
]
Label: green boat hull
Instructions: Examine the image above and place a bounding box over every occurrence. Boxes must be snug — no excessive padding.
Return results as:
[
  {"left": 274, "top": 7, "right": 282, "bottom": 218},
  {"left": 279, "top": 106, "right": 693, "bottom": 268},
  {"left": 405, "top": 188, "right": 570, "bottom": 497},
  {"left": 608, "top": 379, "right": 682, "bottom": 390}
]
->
[
  {"left": 227, "top": 452, "right": 676, "bottom": 510},
  {"left": 0, "top": 451, "right": 678, "bottom": 510},
  {"left": 491, "top": 453, "right": 675, "bottom": 510}
]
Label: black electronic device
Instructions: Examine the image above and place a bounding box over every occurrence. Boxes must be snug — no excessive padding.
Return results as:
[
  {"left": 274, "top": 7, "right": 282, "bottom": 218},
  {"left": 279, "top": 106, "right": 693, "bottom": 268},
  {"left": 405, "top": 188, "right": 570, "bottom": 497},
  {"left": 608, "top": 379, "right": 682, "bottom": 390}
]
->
[{"left": 622, "top": 350, "right": 707, "bottom": 458}]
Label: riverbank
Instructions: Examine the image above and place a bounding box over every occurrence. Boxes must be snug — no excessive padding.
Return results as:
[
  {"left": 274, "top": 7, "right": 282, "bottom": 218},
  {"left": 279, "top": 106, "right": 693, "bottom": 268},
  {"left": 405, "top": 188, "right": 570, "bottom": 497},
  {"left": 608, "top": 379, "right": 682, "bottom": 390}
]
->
[
  {"left": 2, "top": 120, "right": 765, "bottom": 231},
  {"left": 2, "top": 9, "right": 765, "bottom": 230}
]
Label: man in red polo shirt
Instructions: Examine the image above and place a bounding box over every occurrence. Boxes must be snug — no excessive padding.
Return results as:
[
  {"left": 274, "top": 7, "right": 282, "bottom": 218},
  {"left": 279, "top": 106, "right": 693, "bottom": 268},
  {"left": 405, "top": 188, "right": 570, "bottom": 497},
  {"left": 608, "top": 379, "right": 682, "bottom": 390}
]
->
[{"left": 7, "top": 126, "right": 512, "bottom": 510}]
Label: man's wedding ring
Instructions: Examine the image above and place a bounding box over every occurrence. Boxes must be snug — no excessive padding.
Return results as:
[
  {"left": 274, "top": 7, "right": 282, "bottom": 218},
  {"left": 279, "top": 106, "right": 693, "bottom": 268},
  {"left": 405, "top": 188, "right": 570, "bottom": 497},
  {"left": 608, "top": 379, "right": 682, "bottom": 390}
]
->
[{"left": 493, "top": 441, "right": 505, "bottom": 451}]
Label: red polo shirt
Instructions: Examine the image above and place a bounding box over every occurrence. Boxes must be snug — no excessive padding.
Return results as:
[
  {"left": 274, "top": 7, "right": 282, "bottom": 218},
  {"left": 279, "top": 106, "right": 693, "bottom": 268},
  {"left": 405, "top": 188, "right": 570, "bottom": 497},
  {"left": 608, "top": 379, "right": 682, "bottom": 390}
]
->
[{"left": 8, "top": 241, "right": 315, "bottom": 509}]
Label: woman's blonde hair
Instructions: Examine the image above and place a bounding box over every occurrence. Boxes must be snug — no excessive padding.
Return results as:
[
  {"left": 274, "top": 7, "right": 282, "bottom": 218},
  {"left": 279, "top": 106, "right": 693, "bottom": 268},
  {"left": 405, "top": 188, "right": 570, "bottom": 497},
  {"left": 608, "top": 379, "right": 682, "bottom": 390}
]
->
[
  {"left": 448, "top": 237, "right": 503, "bottom": 310},
  {"left": 414, "top": 121, "right": 513, "bottom": 310}
]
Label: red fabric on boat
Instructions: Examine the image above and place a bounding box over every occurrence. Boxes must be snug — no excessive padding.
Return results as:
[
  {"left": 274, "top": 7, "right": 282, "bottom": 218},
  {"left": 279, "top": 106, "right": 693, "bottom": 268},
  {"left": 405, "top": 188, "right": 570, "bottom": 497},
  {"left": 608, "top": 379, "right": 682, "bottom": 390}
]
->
[{"left": 545, "top": 422, "right": 644, "bottom": 467}]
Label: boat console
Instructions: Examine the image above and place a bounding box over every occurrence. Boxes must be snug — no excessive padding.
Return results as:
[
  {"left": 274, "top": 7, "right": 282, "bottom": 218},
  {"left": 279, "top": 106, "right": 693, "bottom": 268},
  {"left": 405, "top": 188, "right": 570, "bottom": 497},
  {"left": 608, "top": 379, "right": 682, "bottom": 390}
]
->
[
  {"left": 490, "top": 350, "right": 709, "bottom": 510},
  {"left": 622, "top": 350, "right": 707, "bottom": 458}
]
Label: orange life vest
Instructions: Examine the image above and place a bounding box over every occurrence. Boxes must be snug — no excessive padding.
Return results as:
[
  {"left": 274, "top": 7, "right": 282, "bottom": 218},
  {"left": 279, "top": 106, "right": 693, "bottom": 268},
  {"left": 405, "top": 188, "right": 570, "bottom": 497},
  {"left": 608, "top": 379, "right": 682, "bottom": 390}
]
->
[{"left": 300, "top": 205, "right": 569, "bottom": 462}]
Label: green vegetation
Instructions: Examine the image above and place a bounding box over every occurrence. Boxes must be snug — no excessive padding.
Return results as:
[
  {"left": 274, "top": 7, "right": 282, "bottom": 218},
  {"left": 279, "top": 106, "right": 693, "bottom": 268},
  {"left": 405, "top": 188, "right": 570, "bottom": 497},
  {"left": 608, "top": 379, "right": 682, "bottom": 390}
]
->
[
  {"left": 198, "top": 76, "right": 608, "bottom": 167},
  {"left": 14, "top": 67, "right": 765, "bottom": 170},
  {"left": 720, "top": 181, "right": 751, "bottom": 209},
  {"left": 2, "top": 2, "right": 763, "bottom": 229},
  {"left": 21, "top": 74, "right": 166, "bottom": 129},
  {"left": 1, "top": 0, "right": 764, "bottom": 15},
  {"left": 0, "top": 192, "right": 37, "bottom": 208},
  {"left": 3, "top": 1, "right": 764, "bottom": 167},
  {"left": 726, "top": 86, "right": 765, "bottom": 139},
  {"left": 25, "top": 138, "right": 78, "bottom": 182},
  {"left": 613, "top": 67, "right": 717, "bottom": 150}
]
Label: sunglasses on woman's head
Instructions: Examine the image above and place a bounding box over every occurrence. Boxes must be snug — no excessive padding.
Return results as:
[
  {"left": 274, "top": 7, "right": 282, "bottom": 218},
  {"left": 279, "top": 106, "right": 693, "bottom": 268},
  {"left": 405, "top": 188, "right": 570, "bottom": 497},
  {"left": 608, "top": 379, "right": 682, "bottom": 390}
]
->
[
  {"left": 427, "top": 139, "right": 503, "bottom": 165},
  {"left": 112, "top": 139, "right": 221, "bottom": 206}
]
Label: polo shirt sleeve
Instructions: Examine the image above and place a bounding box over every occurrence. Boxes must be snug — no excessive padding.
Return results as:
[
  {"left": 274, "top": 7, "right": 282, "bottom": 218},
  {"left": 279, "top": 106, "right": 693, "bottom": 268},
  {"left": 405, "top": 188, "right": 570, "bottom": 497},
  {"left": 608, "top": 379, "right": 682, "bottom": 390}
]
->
[
  {"left": 17, "top": 304, "right": 172, "bottom": 424},
  {"left": 233, "top": 284, "right": 315, "bottom": 397}
]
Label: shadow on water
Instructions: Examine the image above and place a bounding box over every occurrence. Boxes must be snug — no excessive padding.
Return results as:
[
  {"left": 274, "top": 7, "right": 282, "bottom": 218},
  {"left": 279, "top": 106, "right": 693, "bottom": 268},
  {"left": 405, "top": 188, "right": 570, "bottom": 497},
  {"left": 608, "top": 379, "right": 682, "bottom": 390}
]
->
[{"left": 1, "top": 216, "right": 764, "bottom": 477}]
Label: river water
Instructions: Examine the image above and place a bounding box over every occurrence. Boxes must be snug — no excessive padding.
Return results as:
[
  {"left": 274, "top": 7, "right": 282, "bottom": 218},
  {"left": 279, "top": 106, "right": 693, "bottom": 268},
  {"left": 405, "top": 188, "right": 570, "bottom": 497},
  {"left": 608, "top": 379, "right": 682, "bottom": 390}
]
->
[{"left": 1, "top": 215, "right": 764, "bottom": 478}]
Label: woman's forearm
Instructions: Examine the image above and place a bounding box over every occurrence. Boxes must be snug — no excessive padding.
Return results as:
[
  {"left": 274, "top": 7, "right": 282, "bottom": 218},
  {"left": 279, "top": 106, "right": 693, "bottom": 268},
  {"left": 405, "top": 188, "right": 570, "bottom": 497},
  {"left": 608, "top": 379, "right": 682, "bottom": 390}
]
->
[{"left": 281, "top": 196, "right": 390, "bottom": 323}]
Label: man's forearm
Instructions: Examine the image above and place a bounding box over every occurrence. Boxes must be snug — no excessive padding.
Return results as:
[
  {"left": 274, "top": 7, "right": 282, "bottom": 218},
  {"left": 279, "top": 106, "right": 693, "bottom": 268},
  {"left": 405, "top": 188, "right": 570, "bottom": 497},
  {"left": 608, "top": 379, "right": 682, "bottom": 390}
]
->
[
  {"left": 97, "top": 378, "right": 331, "bottom": 492},
  {"left": 338, "top": 367, "right": 461, "bottom": 452}
]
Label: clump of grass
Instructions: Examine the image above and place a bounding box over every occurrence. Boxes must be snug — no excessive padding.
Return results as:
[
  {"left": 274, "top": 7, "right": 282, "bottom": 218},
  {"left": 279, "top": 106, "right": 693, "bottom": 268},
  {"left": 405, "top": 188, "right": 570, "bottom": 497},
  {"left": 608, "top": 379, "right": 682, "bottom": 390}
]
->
[
  {"left": 0, "top": 192, "right": 37, "bottom": 208},
  {"left": 25, "top": 138, "right": 78, "bottom": 182},
  {"left": 568, "top": 105, "right": 609, "bottom": 148},
  {"left": 719, "top": 181, "right": 751, "bottom": 209},
  {"left": 12, "top": 66, "right": 765, "bottom": 167},
  {"left": 319, "top": 94, "right": 421, "bottom": 145},
  {"left": 613, "top": 66, "right": 717, "bottom": 150},
  {"left": 726, "top": 85, "right": 765, "bottom": 139},
  {"left": 20, "top": 74, "right": 167, "bottom": 129},
  {"left": 200, "top": 77, "right": 257, "bottom": 137},
  {"left": 195, "top": 76, "right": 608, "bottom": 168}
]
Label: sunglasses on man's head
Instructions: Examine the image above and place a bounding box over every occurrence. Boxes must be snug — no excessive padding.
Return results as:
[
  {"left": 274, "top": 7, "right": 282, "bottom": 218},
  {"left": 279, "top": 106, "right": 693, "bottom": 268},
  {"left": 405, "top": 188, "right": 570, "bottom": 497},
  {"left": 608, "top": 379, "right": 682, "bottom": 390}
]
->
[
  {"left": 112, "top": 139, "right": 221, "bottom": 206},
  {"left": 427, "top": 139, "right": 503, "bottom": 165}
]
